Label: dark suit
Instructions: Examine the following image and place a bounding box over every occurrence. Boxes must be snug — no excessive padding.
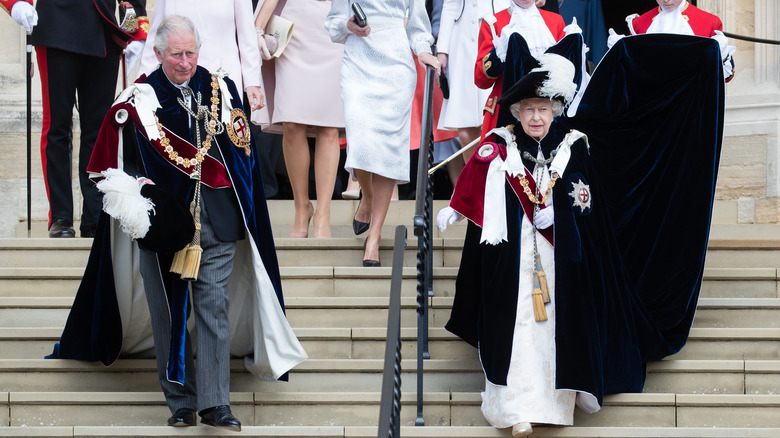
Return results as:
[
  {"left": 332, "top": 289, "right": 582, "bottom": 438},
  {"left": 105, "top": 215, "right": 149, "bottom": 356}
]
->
[{"left": 30, "top": 0, "right": 146, "bottom": 234}]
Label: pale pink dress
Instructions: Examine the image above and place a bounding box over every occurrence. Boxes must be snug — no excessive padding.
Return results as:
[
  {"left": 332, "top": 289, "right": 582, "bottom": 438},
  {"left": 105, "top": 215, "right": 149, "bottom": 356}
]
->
[{"left": 258, "top": 0, "right": 345, "bottom": 135}]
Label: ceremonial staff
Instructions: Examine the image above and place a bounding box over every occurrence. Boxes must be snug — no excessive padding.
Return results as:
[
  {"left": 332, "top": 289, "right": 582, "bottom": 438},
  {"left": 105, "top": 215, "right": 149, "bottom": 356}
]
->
[
  {"left": 427, "top": 136, "right": 480, "bottom": 175},
  {"left": 26, "top": 29, "right": 32, "bottom": 237}
]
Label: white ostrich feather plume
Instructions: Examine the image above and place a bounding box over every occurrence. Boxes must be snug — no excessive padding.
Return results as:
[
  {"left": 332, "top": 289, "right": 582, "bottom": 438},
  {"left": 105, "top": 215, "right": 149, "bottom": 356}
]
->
[
  {"left": 532, "top": 53, "right": 577, "bottom": 105},
  {"left": 96, "top": 168, "right": 154, "bottom": 239}
]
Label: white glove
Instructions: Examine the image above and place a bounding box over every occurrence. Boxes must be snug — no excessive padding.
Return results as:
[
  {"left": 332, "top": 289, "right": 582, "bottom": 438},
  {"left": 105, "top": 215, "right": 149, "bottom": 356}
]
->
[
  {"left": 563, "top": 17, "right": 582, "bottom": 36},
  {"left": 711, "top": 30, "right": 728, "bottom": 55},
  {"left": 11, "top": 1, "right": 38, "bottom": 33},
  {"left": 712, "top": 30, "right": 736, "bottom": 60},
  {"left": 607, "top": 28, "right": 624, "bottom": 49},
  {"left": 534, "top": 207, "right": 554, "bottom": 229},
  {"left": 437, "top": 206, "right": 463, "bottom": 232},
  {"left": 492, "top": 29, "right": 512, "bottom": 63},
  {"left": 123, "top": 40, "right": 144, "bottom": 73},
  {"left": 711, "top": 31, "right": 736, "bottom": 80}
]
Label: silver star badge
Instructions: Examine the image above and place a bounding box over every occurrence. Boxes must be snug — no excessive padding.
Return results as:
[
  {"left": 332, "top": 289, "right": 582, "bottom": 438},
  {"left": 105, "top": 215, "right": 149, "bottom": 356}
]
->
[{"left": 569, "top": 179, "right": 592, "bottom": 213}]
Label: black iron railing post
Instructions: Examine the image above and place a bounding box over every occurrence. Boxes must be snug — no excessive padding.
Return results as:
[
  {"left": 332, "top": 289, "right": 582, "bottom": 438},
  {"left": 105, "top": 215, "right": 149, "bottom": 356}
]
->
[
  {"left": 377, "top": 226, "right": 407, "bottom": 438},
  {"left": 413, "top": 55, "right": 436, "bottom": 427}
]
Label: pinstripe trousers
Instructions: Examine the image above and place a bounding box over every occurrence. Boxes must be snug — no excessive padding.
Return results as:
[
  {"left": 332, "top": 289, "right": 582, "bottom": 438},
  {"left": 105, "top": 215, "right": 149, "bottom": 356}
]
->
[{"left": 140, "top": 200, "right": 237, "bottom": 413}]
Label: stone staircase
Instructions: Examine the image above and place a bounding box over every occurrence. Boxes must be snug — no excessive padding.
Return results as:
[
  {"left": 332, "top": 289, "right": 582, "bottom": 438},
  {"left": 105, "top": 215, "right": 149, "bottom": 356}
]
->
[{"left": 0, "top": 201, "right": 779, "bottom": 437}]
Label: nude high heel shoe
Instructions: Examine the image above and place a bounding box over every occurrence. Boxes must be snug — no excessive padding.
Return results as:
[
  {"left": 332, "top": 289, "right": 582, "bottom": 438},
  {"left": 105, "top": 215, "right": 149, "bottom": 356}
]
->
[{"left": 512, "top": 422, "right": 532, "bottom": 437}]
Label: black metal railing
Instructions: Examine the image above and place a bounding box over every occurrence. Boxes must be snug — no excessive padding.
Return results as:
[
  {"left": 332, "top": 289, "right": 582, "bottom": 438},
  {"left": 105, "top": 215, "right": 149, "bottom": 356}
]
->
[
  {"left": 412, "top": 60, "right": 436, "bottom": 427},
  {"left": 376, "top": 225, "right": 408, "bottom": 438}
]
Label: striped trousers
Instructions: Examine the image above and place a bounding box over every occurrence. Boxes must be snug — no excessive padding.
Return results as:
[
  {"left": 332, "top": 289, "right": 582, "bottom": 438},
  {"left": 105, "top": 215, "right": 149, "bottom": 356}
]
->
[{"left": 140, "top": 201, "right": 237, "bottom": 413}]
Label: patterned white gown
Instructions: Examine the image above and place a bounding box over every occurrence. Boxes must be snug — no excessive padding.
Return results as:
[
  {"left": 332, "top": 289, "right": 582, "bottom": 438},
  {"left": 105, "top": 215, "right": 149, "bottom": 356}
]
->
[
  {"left": 326, "top": 0, "right": 434, "bottom": 183},
  {"left": 480, "top": 154, "right": 577, "bottom": 428}
]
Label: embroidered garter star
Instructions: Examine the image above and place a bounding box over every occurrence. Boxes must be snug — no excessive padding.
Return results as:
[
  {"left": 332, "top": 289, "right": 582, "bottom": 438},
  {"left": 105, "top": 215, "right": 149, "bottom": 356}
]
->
[
  {"left": 569, "top": 179, "right": 592, "bottom": 213},
  {"left": 226, "top": 108, "right": 252, "bottom": 156}
]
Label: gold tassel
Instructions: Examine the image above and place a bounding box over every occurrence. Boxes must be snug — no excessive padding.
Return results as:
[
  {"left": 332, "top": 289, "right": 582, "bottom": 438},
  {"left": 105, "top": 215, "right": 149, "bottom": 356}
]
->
[
  {"left": 536, "top": 270, "right": 551, "bottom": 304},
  {"left": 179, "top": 243, "right": 202, "bottom": 281},
  {"left": 171, "top": 182, "right": 202, "bottom": 281},
  {"left": 532, "top": 288, "right": 548, "bottom": 322},
  {"left": 170, "top": 246, "right": 187, "bottom": 274}
]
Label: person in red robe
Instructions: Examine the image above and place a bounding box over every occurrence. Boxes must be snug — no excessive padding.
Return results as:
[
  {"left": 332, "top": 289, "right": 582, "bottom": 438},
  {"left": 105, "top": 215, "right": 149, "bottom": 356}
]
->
[
  {"left": 610, "top": 0, "right": 735, "bottom": 81},
  {"left": 474, "top": 0, "right": 566, "bottom": 145}
]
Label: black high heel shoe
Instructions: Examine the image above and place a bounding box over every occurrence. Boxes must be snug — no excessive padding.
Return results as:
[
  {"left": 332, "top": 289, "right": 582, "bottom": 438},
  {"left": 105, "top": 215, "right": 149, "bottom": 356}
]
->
[
  {"left": 353, "top": 200, "right": 370, "bottom": 235},
  {"left": 362, "top": 237, "right": 380, "bottom": 267}
]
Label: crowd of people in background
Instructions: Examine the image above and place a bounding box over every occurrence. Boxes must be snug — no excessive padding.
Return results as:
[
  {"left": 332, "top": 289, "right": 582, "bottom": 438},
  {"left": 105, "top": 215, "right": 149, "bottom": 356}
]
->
[{"left": 2, "top": 0, "right": 731, "bottom": 244}]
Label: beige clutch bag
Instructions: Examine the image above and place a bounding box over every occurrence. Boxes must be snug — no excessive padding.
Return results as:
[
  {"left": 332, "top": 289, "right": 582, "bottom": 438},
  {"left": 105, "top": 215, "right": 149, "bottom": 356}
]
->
[{"left": 266, "top": 14, "right": 294, "bottom": 58}]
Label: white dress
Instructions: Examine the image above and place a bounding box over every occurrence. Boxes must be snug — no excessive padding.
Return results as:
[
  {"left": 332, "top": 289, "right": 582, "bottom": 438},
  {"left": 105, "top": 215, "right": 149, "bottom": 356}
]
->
[
  {"left": 325, "top": 0, "right": 434, "bottom": 183},
  {"left": 437, "top": 0, "right": 510, "bottom": 130},
  {"left": 480, "top": 153, "right": 577, "bottom": 427}
]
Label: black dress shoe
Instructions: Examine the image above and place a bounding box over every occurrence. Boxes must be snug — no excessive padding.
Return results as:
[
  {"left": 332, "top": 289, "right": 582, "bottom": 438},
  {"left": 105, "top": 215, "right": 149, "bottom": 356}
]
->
[
  {"left": 167, "top": 407, "right": 196, "bottom": 427},
  {"left": 362, "top": 259, "right": 381, "bottom": 267},
  {"left": 49, "top": 219, "right": 75, "bottom": 238},
  {"left": 200, "top": 405, "right": 241, "bottom": 432},
  {"left": 353, "top": 200, "right": 370, "bottom": 235}
]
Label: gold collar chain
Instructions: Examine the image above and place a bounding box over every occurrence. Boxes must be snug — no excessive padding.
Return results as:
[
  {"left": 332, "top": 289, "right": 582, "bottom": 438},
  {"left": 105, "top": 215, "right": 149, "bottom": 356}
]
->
[
  {"left": 507, "top": 127, "right": 559, "bottom": 205},
  {"left": 156, "top": 74, "right": 222, "bottom": 169}
]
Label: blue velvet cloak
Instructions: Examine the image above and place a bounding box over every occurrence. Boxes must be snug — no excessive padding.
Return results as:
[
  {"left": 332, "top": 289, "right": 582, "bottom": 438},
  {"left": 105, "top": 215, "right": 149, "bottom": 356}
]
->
[
  {"left": 48, "top": 67, "right": 297, "bottom": 383},
  {"left": 445, "top": 34, "right": 724, "bottom": 406}
]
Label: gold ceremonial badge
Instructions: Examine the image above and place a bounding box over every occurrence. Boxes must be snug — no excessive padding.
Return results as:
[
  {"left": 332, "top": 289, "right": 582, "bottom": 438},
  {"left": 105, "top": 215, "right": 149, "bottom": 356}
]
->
[{"left": 226, "top": 108, "right": 252, "bottom": 156}]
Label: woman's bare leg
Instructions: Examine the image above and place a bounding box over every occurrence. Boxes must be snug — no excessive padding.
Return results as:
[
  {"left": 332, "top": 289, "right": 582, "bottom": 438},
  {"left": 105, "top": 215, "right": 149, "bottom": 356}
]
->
[
  {"left": 361, "top": 173, "right": 395, "bottom": 263},
  {"left": 312, "top": 126, "right": 340, "bottom": 238},
  {"left": 282, "top": 122, "right": 313, "bottom": 238}
]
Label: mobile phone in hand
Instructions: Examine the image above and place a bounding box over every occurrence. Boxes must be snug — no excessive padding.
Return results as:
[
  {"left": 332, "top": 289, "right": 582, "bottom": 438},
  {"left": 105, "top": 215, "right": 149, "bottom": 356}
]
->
[{"left": 352, "top": 3, "right": 368, "bottom": 27}]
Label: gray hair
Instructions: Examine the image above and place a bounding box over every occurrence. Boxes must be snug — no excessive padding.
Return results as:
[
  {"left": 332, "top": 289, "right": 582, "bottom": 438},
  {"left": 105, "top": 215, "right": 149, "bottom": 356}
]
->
[
  {"left": 154, "top": 15, "right": 202, "bottom": 53},
  {"left": 509, "top": 98, "right": 565, "bottom": 120}
]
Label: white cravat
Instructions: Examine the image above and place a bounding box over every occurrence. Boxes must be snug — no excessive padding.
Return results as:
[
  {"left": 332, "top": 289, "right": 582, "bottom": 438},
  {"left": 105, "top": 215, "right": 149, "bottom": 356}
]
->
[
  {"left": 646, "top": 1, "right": 694, "bottom": 35},
  {"left": 504, "top": 3, "right": 556, "bottom": 58}
]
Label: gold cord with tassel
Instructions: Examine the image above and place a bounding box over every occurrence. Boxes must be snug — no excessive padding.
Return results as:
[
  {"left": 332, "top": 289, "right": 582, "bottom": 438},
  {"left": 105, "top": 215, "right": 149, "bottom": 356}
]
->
[
  {"left": 169, "top": 81, "right": 224, "bottom": 283},
  {"left": 531, "top": 233, "right": 549, "bottom": 322},
  {"left": 170, "top": 180, "right": 203, "bottom": 281},
  {"left": 530, "top": 146, "right": 552, "bottom": 321}
]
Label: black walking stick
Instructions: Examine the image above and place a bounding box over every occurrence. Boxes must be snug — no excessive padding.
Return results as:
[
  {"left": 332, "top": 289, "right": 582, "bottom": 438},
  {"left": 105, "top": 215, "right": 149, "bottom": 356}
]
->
[{"left": 26, "top": 30, "right": 32, "bottom": 237}]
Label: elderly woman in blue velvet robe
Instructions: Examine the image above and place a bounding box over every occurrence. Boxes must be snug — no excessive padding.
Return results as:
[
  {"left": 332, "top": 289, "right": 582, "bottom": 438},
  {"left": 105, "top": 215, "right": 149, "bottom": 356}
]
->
[{"left": 439, "top": 33, "right": 725, "bottom": 436}]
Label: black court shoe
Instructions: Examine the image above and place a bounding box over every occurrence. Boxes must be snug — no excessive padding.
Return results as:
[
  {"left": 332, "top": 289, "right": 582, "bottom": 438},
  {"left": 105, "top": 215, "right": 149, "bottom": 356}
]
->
[{"left": 353, "top": 200, "right": 370, "bottom": 235}]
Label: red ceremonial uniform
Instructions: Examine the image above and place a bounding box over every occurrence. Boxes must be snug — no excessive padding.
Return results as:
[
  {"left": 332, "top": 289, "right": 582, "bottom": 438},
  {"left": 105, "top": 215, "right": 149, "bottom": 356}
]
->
[
  {"left": 474, "top": 8, "right": 565, "bottom": 141},
  {"left": 0, "top": 0, "right": 31, "bottom": 14},
  {"left": 2, "top": 0, "right": 148, "bottom": 237},
  {"left": 629, "top": 3, "right": 723, "bottom": 37}
]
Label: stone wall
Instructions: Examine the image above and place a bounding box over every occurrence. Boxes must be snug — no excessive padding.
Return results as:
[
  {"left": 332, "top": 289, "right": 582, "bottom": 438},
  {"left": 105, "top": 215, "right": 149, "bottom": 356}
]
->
[{"left": 700, "top": 0, "right": 780, "bottom": 222}]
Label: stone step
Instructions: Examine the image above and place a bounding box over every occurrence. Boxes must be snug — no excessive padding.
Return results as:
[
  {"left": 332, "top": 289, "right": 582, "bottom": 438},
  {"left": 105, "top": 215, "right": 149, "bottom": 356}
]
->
[
  {"left": 2, "top": 296, "right": 779, "bottom": 332},
  {"left": 3, "top": 391, "right": 780, "bottom": 428},
  {"left": 6, "top": 222, "right": 780, "bottom": 268},
  {"left": 1, "top": 426, "right": 780, "bottom": 438},
  {"left": 0, "top": 358, "right": 778, "bottom": 394},
  {"left": 0, "top": 236, "right": 443, "bottom": 269},
  {"left": 0, "top": 266, "right": 457, "bottom": 298},
  {"left": 0, "top": 266, "right": 777, "bottom": 299}
]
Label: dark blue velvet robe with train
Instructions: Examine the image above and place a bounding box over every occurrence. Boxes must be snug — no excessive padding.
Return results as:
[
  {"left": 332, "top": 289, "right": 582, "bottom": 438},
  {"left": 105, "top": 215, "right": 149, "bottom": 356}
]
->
[{"left": 446, "top": 34, "right": 724, "bottom": 406}]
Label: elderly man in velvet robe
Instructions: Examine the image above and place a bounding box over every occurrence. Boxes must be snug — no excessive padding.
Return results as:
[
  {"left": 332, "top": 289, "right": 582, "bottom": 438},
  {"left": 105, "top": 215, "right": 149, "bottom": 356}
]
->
[{"left": 47, "top": 16, "right": 307, "bottom": 431}]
